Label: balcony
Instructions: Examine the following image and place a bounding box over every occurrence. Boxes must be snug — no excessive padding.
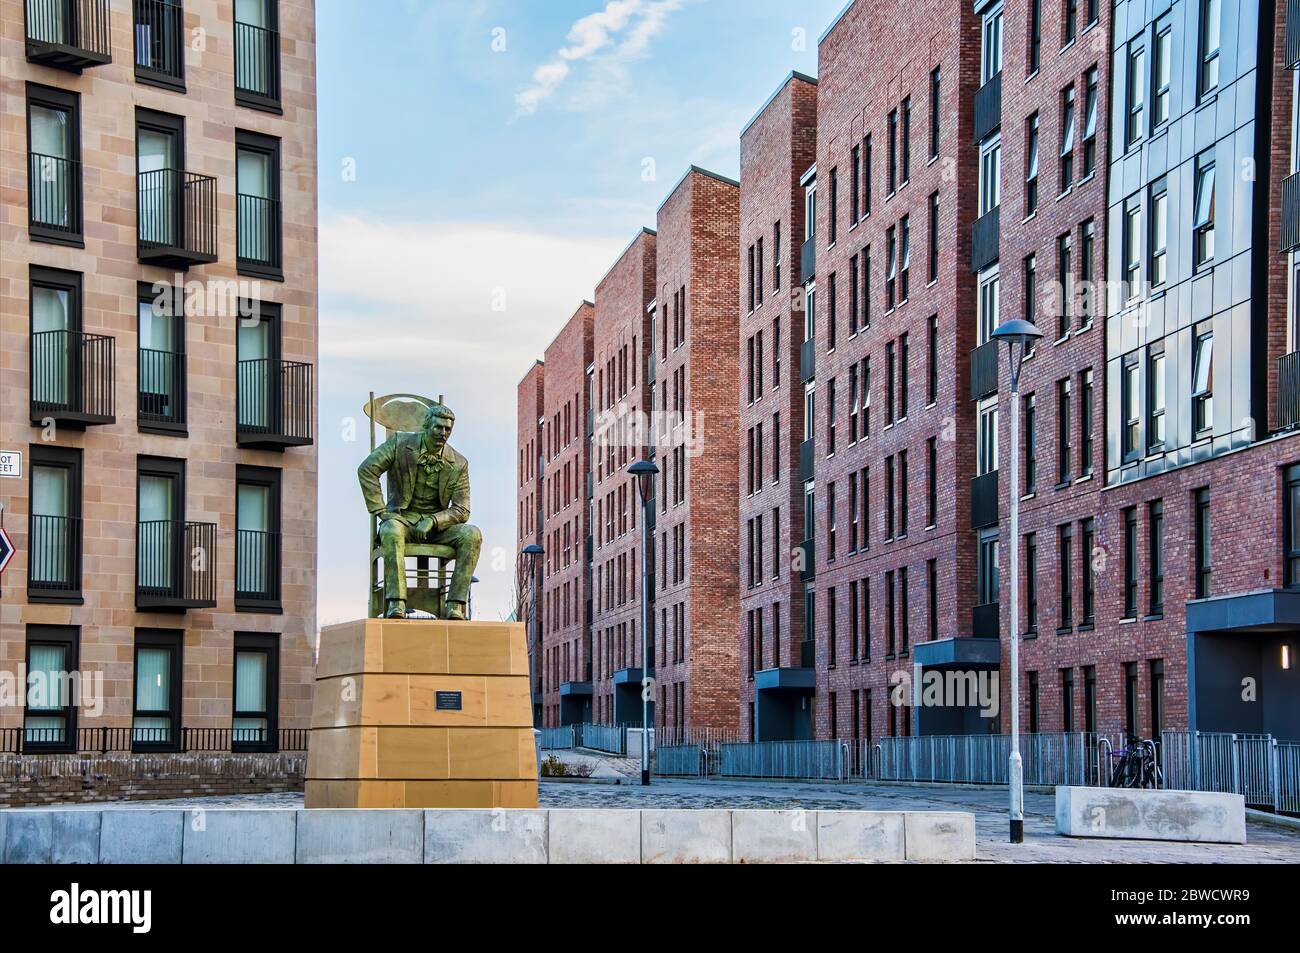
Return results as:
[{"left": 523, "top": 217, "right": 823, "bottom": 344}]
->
[
  {"left": 801, "top": 236, "right": 815, "bottom": 283},
  {"left": 27, "top": 514, "right": 81, "bottom": 600},
  {"left": 969, "top": 339, "right": 999, "bottom": 401},
  {"left": 133, "top": 0, "right": 184, "bottom": 88},
  {"left": 970, "top": 470, "right": 998, "bottom": 529},
  {"left": 237, "top": 193, "right": 282, "bottom": 277},
  {"left": 235, "top": 529, "right": 281, "bottom": 608},
  {"left": 24, "top": 0, "right": 112, "bottom": 70},
  {"left": 236, "top": 359, "right": 313, "bottom": 449},
  {"left": 1288, "top": 0, "right": 1300, "bottom": 69},
  {"left": 971, "top": 206, "right": 1000, "bottom": 273},
  {"left": 136, "top": 519, "right": 217, "bottom": 610},
  {"left": 138, "top": 348, "right": 186, "bottom": 431},
  {"left": 234, "top": 18, "right": 281, "bottom": 111},
  {"left": 973, "top": 71, "right": 1002, "bottom": 144},
  {"left": 1282, "top": 171, "right": 1300, "bottom": 254},
  {"left": 799, "top": 437, "right": 814, "bottom": 481},
  {"left": 30, "top": 330, "right": 114, "bottom": 427},
  {"left": 28, "top": 153, "right": 81, "bottom": 243},
  {"left": 137, "top": 169, "right": 218, "bottom": 267},
  {"left": 972, "top": 602, "right": 1000, "bottom": 639},
  {"left": 1279, "top": 351, "right": 1300, "bottom": 431},
  {"left": 798, "top": 538, "right": 815, "bottom": 581},
  {"left": 800, "top": 337, "right": 815, "bottom": 383}
]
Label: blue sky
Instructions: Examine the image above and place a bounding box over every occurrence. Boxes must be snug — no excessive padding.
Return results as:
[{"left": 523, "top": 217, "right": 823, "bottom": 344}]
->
[{"left": 316, "top": 0, "right": 846, "bottom": 625}]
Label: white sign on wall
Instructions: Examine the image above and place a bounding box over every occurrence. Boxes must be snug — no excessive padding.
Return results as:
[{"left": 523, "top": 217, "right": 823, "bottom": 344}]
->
[{"left": 0, "top": 451, "right": 21, "bottom": 479}]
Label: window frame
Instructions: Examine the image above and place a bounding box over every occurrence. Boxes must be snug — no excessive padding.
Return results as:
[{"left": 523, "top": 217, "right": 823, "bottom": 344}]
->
[
  {"left": 23, "top": 624, "right": 80, "bottom": 754},
  {"left": 235, "top": 464, "right": 283, "bottom": 612},
  {"left": 26, "top": 82, "right": 83, "bottom": 247},
  {"left": 235, "top": 129, "right": 284, "bottom": 281},
  {"left": 131, "top": 627, "right": 184, "bottom": 753},
  {"left": 27, "top": 442, "right": 84, "bottom": 604},
  {"left": 133, "top": 0, "right": 187, "bottom": 92},
  {"left": 233, "top": 0, "right": 283, "bottom": 114}
]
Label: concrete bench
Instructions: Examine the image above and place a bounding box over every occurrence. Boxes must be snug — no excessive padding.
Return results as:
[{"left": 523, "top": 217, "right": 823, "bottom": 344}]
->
[{"left": 1055, "top": 786, "right": 1246, "bottom": 844}]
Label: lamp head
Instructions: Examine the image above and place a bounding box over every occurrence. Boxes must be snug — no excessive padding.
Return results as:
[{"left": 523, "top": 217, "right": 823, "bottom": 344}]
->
[
  {"left": 991, "top": 318, "right": 1044, "bottom": 350},
  {"left": 627, "top": 459, "right": 659, "bottom": 500}
]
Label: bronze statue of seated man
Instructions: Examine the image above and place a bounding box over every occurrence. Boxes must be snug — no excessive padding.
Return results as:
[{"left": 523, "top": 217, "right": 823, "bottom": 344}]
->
[{"left": 358, "top": 401, "right": 482, "bottom": 620}]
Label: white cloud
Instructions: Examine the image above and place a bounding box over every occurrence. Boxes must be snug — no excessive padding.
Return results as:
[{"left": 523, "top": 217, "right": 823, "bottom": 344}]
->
[{"left": 515, "top": 0, "right": 687, "bottom": 117}]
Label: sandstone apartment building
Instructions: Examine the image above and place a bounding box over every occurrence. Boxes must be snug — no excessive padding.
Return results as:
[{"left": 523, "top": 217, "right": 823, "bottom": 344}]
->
[{"left": 1, "top": 0, "right": 318, "bottom": 763}]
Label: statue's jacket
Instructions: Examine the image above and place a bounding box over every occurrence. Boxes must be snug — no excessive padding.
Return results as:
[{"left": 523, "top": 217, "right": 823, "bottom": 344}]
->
[{"left": 358, "top": 431, "right": 471, "bottom": 535}]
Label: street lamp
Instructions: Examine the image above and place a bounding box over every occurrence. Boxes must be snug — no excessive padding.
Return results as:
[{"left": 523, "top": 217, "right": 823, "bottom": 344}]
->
[
  {"left": 991, "top": 317, "right": 1044, "bottom": 845},
  {"left": 521, "top": 544, "right": 544, "bottom": 726},
  {"left": 628, "top": 458, "right": 659, "bottom": 786}
]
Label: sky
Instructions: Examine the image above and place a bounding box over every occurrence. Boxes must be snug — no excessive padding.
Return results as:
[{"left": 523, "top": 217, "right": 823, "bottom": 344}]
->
[{"left": 316, "top": 0, "right": 847, "bottom": 626}]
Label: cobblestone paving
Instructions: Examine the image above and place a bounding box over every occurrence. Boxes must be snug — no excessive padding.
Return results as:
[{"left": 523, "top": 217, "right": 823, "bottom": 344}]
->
[{"left": 31, "top": 778, "right": 1300, "bottom": 862}]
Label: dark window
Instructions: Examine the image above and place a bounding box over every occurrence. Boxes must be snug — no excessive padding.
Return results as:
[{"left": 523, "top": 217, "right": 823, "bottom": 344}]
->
[
  {"left": 1122, "top": 352, "right": 1141, "bottom": 459},
  {"left": 1286, "top": 469, "right": 1300, "bottom": 588},
  {"left": 829, "top": 166, "right": 838, "bottom": 244},
  {"left": 1063, "top": 0, "right": 1078, "bottom": 46},
  {"left": 1059, "top": 523, "right": 1073, "bottom": 628},
  {"left": 1025, "top": 113, "right": 1039, "bottom": 215},
  {"left": 133, "top": 628, "right": 183, "bottom": 752},
  {"left": 133, "top": 0, "right": 186, "bottom": 89},
  {"left": 827, "top": 588, "right": 837, "bottom": 667},
  {"left": 236, "top": 465, "right": 282, "bottom": 611},
  {"left": 1025, "top": 532, "right": 1038, "bottom": 634},
  {"left": 1028, "top": 0, "right": 1041, "bottom": 73},
  {"left": 24, "top": 625, "right": 79, "bottom": 752},
  {"left": 1082, "top": 67, "right": 1098, "bottom": 176},
  {"left": 977, "top": 527, "right": 999, "bottom": 607},
  {"left": 1080, "top": 518, "right": 1095, "bottom": 626},
  {"left": 1193, "top": 153, "right": 1216, "bottom": 267},
  {"left": 1027, "top": 671, "right": 1039, "bottom": 733},
  {"left": 1059, "top": 85, "right": 1075, "bottom": 193},
  {"left": 1194, "top": 488, "right": 1211, "bottom": 598},
  {"left": 929, "top": 66, "right": 941, "bottom": 159},
  {"left": 1061, "top": 668, "right": 1074, "bottom": 732},
  {"left": 1192, "top": 326, "right": 1214, "bottom": 435},
  {"left": 927, "top": 558, "right": 938, "bottom": 641},
  {"left": 926, "top": 436, "right": 937, "bottom": 528},
  {"left": 1123, "top": 507, "right": 1138, "bottom": 618},
  {"left": 237, "top": 130, "right": 283, "bottom": 278},
  {"left": 887, "top": 109, "right": 898, "bottom": 193},
  {"left": 1149, "top": 500, "right": 1165, "bottom": 614},
  {"left": 1079, "top": 369, "right": 1093, "bottom": 475},
  {"left": 1083, "top": 666, "right": 1096, "bottom": 734},
  {"left": 1057, "top": 377, "right": 1072, "bottom": 483},
  {"left": 234, "top": 0, "right": 281, "bottom": 111},
  {"left": 1149, "top": 659, "right": 1165, "bottom": 738},
  {"left": 899, "top": 215, "right": 910, "bottom": 302},
  {"left": 1198, "top": 0, "right": 1221, "bottom": 99},
  {"left": 863, "top": 134, "right": 872, "bottom": 216},
  {"left": 233, "top": 632, "right": 281, "bottom": 751},
  {"left": 1124, "top": 661, "right": 1139, "bottom": 739},
  {"left": 928, "top": 191, "right": 940, "bottom": 283},
  {"left": 137, "top": 281, "right": 187, "bottom": 433},
  {"left": 927, "top": 313, "right": 938, "bottom": 404},
  {"left": 1023, "top": 393, "right": 1037, "bottom": 494},
  {"left": 28, "top": 443, "right": 83, "bottom": 603},
  {"left": 850, "top": 144, "right": 860, "bottom": 221},
  {"left": 900, "top": 97, "right": 912, "bottom": 184},
  {"left": 899, "top": 566, "right": 910, "bottom": 653},
  {"left": 26, "top": 83, "right": 82, "bottom": 245},
  {"left": 899, "top": 332, "right": 910, "bottom": 418},
  {"left": 773, "top": 221, "right": 782, "bottom": 290}
]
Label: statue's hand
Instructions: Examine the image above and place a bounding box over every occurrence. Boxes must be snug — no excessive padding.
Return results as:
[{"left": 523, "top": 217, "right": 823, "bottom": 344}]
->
[{"left": 414, "top": 516, "right": 435, "bottom": 535}]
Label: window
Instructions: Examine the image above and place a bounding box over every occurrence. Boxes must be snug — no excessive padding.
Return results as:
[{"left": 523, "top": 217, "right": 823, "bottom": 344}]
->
[
  {"left": 927, "top": 313, "right": 938, "bottom": 404},
  {"left": 1023, "top": 393, "right": 1037, "bottom": 494},
  {"left": 1194, "top": 488, "right": 1211, "bottom": 598},
  {"left": 137, "top": 281, "right": 186, "bottom": 432},
  {"left": 1147, "top": 346, "right": 1166, "bottom": 449},
  {"left": 234, "top": 0, "right": 281, "bottom": 110},
  {"left": 28, "top": 443, "right": 83, "bottom": 602},
  {"left": 977, "top": 527, "right": 1000, "bottom": 607},
  {"left": 233, "top": 632, "right": 280, "bottom": 750},
  {"left": 1057, "top": 232, "right": 1073, "bottom": 338},
  {"left": 1123, "top": 507, "right": 1138, "bottom": 618},
  {"left": 979, "top": 137, "right": 1001, "bottom": 216},
  {"left": 899, "top": 449, "right": 909, "bottom": 536},
  {"left": 1150, "top": 181, "right": 1168, "bottom": 287},
  {"left": 827, "top": 376, "right": 837, "bottom": 455},
  {"left": 774, "top": 221, "right": 782, "bottom": 290},
  {"left": 1153, "top": 22, "right": 1172, "bottom": 127},
  {"left": 133, "top": 628, "right": 182, "bottom": 751},
  {"left": 136, "top": 107, "right": 188, "bottom": 251},
  {"left": 1080, "top": 218, "right": 1095, "bottom": 327},
  {"left": 927, "top": 436, "right": 937, "bottom": 527},
  {"left": 1199, "top": 0, "right": 1221, "bottom": 98},
  {"left": 236, "top": 130, "right": 282, "bottom": 278},
  {"left": 1149, "top": 660, "right": 1165, "bottom": 737},
  {"left": 929, "top": 67, "right": 941, "bottom": 159},
  {"left": 899, "top": 332, "right": 910, "bottom": 417},
  {"left": 1028, "top": 671, "right": 1039, "bottom": 733},
  {"left": 1124, "top": 662, "right": 1139, "bottom": 739},
  {"left": 1122, "top": 353, "right": 1141, "bottom": 460},
  {"left": 899, "top": 215, "right": 911, "bottom": 302},
  {"left": 134, "top": 0, "right": 185, "bottom": 88},
  {"left": 1025, "top": 533, "right": 1038, "bottom": 633},
  {"left": 1059, "top": 85, "right": 1075, "bottom": 193},
  {"left": 1287, "top": 468, "right": 1300, "bottom": 588},
  {"left": 1059, "top": 524, "right": 1074, "bottom": 628},
  {"left": 928, "top": 192, "right": 939, "bottom": 283},
  {"left": 886, "top": 344, "right": 895, "bottom": 425},
  {"left": 863, "top": 134, "right": 873, "bottom": 217},
  {"left": 236, "top": 465, "right": 282, "bottom": 610},
  {"left": 1028, "top": 0, "right": 1041, "bottom": 74},
  {"left": 827, "top": 590, "right": 837, "bottom": 666},
  {"left": 1083, "top": 666, "right": 1097, "bottom": 733},
  {"left": 29, "top": 266, "right": 90, "bottom": 423},
  {"left": 862, "top": 245, "right": 872, "bottom": 329},
  {"left": 978, "top": 268, "right": 999, "bottom": 345},
  {"left": 828, "top": 272, "right": 838, "bottom": 349},
  {"left": 1193, "top": 153, "right": 1216, "bottom": 267},
  {"left": 901, "top": 97, "right": 912, "bottom": 184},
  {"left": 981, "top": 4, "right": 1003, "bottom": 84},
  {"left": 1149, "top": 500, "right": 1165, "bottom": 614},
  {"left": 977, "top": 397, "right": 998, "bottom": 476},
  {"left": 1063, "top": 0, "right": 1078, "bottom": 46},
  {"left": 887, "top": 109, "right": 898, "bottom": 193},
  {"left": 27, "top": 83, "right": 82, "bottom": 244},
  {"left": 1080, "top": 518, "right": 1095, "bottom": 625},
  {"left": 850, "top": 144, "right": 861, "bottom": 222},
  {"left": 829, "top": 165, "right": 838, "bottom": 244},
  {"left": 1126, "top": 43, "right": 1145, "bottom": 148},
  {"left": 1122, "top": 198, "right": 1141, "bottom": 300},
  {"left": 1082, "top": 67, "right": 1098, "bottom": 176},
  {"left": 1080, "top": 369, "right": 1094, "bottom": 476},
  {"left": 1061, "top": 668, "right": 1074, "bottom": 731},
  {"left": 24, "top": 626, "right": 79, "bottom": 751},
  {"left": 886, "top": 226, "right": 897, "bottom": 310},
  {"left": 1023, "top": 254, "right": 1037, "bottom": 324},
  {"left": 747, "top": 246, "right": 755, "bottom": 313},
  {"left": 1192, "top": 327, "right": 1213, "bottom": 436},
  {"left": 1025, "top": 113, "right": 1039, "bottom": 216},
  {"left": 1057, "top": 378, "right": 1071, "bottom": 483}
]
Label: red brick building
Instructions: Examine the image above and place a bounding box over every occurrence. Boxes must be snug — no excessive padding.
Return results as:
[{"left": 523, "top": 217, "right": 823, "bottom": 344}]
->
[
  {"left": 739, "top": 72, "right": 819, "bottom": 740},
  {"left": 515, "top": 360, "right": 544, "bottom": 722}
]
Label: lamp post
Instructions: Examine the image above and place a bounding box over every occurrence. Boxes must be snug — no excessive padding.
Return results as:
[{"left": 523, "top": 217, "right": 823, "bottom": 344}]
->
[
  {"left": 990, "top": 317, "right": 1044, "bottom": 844},
  {"left": 521, "top": 544, "right": 544, "bottom": 727},
  {"left": 628, "top": 458, "right": 659, "bottom": 786}
]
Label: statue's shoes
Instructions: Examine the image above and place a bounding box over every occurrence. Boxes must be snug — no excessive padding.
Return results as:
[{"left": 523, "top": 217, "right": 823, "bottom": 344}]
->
[
  {"left": 443, "top": 603, "right": 468, "bottom": 621},
  {"left": 384, "top": 603, "right": 408, "bottom": 619}
]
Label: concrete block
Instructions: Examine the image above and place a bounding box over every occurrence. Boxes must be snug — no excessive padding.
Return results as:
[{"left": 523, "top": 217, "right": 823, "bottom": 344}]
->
[
  {"left": 641, "top": 809, "right": 731, "bottom": 864},
  {"left": 424, "top": 809, "right": 548, "bottom": 863},
  {"left": 817, "top": 811, "right": 906, "bottom": 862},
  {"left": 3, "top": 810, "right": 101, "bottom": 864},
  {"left": 547, "top": 809, "right": 641, "bottom": 864},
  {"left": 1055, "top": 786, "right": 1246, "bottom": 844},
  {"left": 904, "top": 812, "right": 977, "bottom": 861},
  {"left": 100, "top": 810, "right": 184, "bottom": 864},
  {"left": 732, "top": 810, "right": 818, "bottom": 863},
  {"left": 296, "top": 809, "right": 423, "bottom": 863},
  {"left": 182, "top": 810, "right": 296, "bottom": 864}
]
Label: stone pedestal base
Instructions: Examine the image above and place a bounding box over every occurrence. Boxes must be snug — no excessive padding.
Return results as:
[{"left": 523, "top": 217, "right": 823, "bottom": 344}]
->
[{"left": 305, "top": 619, "right": 538, "bottom": 809}]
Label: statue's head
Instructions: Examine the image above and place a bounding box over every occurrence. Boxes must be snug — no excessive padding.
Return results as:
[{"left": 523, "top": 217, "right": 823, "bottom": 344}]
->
[{"left": 422, "top": 403, "right": 455, "bottom": 450}]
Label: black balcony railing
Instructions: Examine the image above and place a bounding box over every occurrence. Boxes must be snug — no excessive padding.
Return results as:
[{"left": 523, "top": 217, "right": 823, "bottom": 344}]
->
[
  {"left": 972, "top": 602, "right": 1000, "bottom": 638},
  {"left": 973, "top": 70, "right": 1002, "bottom": 143},
  {"left": 1279, "top": 351, "right": 1300, "bottom": 431},
  {"left": 969, "top": 339, "right": 999, "bottom": 401},
  {"left": 971, "top": 205, "right": 1000, "bottom": 273},
  {"left": 970, "top": 470, "right": 998, "bottom": 529},
  {"left": 28, "top": 153, "right": 82, "bottom": 240},
  {"left": 24, "top": 0, "right": 112, "bottom": 69},
  {"left": 799, "top": 437, "right": 814, "bottom": 481},
  {"left": 138, "top": 348, "right": 186, "bottom": 428},
  {"left": 30, "top": 329, "right": 114, "bottom": 426},
  {"left": 1282, "top": 171, "right": 1300, "bottom": 254},
  {"left": 237, "top": 193, "right": 282, "bottom": 273},
  {"left": 136, "top": 519, "right": 217, "bottom": 609},
  {"left": 1288, "top": 0, "right": 1300, "bottom": 70},
  {"left": 236, "top": 529, "right": 281, "bottom": 606},
  {"left": 0, "top": 726, "right": 306, "bottom": 755},
  {"left": 800, "top": 337, "right": 815, "bottom": 382},
  {"left": 137, "top": 168, "right": 218, "bottom": 266},
  {"left": 27, "top": 514, "right": 82, "bottom": 596},
  {"left": 234, "top": 20, "right": 280, "bottom": 107},
  {"left": 801, "top": 236, "right": 815, "bottom": 283},
  {"left": 133, "top": 0, "right": 184, "bottom": 84},
  {"left": 236, "top": 359, "right": 313, "bottom": 448}
]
